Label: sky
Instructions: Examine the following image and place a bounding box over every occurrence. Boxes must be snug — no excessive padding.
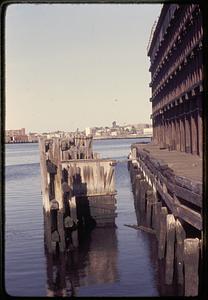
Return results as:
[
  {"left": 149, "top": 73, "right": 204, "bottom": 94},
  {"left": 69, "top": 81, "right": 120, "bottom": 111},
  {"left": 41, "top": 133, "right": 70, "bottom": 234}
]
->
[{"left": 5, "top": 3, "right": 162, "bottom": 133}]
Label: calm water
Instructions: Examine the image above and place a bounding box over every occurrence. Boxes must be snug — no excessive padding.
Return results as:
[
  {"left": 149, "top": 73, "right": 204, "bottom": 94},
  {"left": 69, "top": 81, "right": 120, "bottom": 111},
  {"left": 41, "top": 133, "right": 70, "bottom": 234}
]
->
[{"left": 5, "top": 138, "right": 160, "bottom": 297}]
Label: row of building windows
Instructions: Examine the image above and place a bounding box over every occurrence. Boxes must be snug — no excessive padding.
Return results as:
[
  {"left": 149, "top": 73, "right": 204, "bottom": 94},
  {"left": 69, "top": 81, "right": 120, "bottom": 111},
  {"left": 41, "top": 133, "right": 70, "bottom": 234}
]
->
[
  {"left": 151, "top": 13, "right": 202, "bottom": 94},
  {"left": 147, "top": 4, "right": 203, "bottom": 157},
  {"left": 152, "top": 60, "right": 202, "bottom": 116},
  {"left": 150, "top": 4, "right": 199, "bottom": 76}
]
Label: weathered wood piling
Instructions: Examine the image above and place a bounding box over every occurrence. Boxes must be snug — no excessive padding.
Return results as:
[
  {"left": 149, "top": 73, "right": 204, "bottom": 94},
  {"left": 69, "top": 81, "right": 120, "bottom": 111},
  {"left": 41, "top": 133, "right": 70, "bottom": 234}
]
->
[
  {"left": 128, "top": 142, "right": 202, "bottom": 296},
  {"left": 39, "top": 134, "right": 117, "bottom": 254}
]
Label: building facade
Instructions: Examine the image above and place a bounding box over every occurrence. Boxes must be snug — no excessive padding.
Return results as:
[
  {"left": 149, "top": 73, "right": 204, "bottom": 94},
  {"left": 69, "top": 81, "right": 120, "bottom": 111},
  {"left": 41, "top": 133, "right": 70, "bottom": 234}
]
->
[
  {"left": 6, "top": 128, "right": 26, "bottom": 136},
  {"left": 147, "top": 4, "right": 203, "bottom": 156},
  {"left": 5, "top": 128, "right": 28, "bottom": 143}
]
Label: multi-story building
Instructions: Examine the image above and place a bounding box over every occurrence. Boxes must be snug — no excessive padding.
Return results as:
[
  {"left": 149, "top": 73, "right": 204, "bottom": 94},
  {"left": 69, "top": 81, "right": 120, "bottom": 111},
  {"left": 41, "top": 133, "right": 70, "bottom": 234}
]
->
[
  {"left": 5, "top": 128, "right": 28, "bottom": 143},
  {"left": 147, "top": 4, "right": 203, "bottom": 156},
  {"left": 6, "top": 128, "right": 26, "bottom": 137}
]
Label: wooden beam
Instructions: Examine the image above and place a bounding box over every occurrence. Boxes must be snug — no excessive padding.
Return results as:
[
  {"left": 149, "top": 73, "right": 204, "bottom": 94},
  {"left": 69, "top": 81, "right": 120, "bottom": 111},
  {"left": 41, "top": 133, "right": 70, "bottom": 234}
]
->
[
  {"left": 175, "top": 219, "right": 186, "bottom": 285},
  {"left": 57, "top": 210, "right": 66, "bottom": 251},
  {"left": 184, "top": 238, "right": 200, "bottom": 296},
  {"left": 158, "top": 206, "right": 168, "bottom": 259},
  {"left": 176, "top": 204, "right": 202, "bottom": 230},
  {"left": 165, "top": 214, "right": 176, "bottom": 285},
  {"left": 146, "top": 190, "right": 154, "bottom": 227}
]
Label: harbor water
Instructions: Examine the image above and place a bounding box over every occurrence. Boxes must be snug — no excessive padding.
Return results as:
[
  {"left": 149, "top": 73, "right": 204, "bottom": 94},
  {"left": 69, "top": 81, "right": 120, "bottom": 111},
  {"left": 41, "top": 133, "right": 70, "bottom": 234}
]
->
[{"left": 5, "top": 138, "right": 161, "bottom": 296}]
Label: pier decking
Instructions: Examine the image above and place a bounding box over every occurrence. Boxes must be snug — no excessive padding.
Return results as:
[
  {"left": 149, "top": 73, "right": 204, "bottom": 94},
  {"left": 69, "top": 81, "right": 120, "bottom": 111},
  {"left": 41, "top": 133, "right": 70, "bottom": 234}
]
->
[{"left": 133, "top": 143, "right": 202, "bottom": 182}]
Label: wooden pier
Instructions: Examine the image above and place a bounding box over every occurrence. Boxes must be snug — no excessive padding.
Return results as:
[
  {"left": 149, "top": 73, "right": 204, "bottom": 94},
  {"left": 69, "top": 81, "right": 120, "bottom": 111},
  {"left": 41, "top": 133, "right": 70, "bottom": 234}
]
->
[
  {"left": 39, "top": 134, "right": 117, "bottom": 254},
  {"left": 128, "top": 142, "right": 202, "bottom": 296}
]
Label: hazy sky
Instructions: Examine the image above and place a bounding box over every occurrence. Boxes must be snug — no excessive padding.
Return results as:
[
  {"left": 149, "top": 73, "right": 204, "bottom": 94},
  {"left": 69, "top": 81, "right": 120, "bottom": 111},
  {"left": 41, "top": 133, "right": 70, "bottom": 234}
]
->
[{"left": 6, "top": 4, "right": 162, "bottom": 133}]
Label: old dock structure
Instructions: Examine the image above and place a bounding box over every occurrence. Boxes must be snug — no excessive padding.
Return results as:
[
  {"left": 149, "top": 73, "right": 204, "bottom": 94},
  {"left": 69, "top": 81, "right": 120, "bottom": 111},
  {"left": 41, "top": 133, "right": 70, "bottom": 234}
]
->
[
  {"left": 39, "top": 134, "right": 117, "bottom": 253},
  {"left": 128, "top": 3, "right": 203, "bottom": 296},
  {"left": 128, "top": 143, "right": 202, "bottom": 296}
]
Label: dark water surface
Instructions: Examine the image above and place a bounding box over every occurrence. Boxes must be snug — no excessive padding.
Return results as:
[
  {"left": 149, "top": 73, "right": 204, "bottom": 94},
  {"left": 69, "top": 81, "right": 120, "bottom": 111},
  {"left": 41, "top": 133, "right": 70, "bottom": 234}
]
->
[{"left": 5, "top": 138, "right": 160, "bottom": 296}]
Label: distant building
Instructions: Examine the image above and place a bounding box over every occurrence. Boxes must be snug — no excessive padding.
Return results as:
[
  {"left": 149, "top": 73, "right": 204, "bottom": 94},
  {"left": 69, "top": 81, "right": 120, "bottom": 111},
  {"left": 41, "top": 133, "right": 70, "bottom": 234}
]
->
[
  {"left": 143, "top": 127, "right": 153, "bottom": 136},
  {"left": 85, "top": 127, "right": 92, "bottom": 136},
  {"left": 12, "top": 135, "right": 28, "bottom": 142},
  {"left": 95, "top": 131, "right": 101, "bottom": 137},
  {"left": 112, "top": 121, "right": 117, "bottom": 128},
  {"left": 6, "top": 128, "right": 26, "bottom": 137},
  {"left": 5, "top": 128, "right": 28, "bottom": 143},
  {"left": 148, "top": 4, "right": 202, "bottom": 156},
  {"left": 111, "top": 131, "right": 117, "bottom": 136},
  {"left": 28, "top": 133, "right": 39, "bottom": 142},
  {"left": 5, "top": 135, "right": 12, "bottom": 143}
]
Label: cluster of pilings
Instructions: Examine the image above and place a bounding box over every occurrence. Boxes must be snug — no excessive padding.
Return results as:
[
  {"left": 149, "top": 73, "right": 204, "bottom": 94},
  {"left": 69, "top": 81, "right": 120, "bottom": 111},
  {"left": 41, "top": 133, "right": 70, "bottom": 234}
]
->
[
  {"left": 128, "top": 150, "right": 202, "bottom": 296},
  {"left": 53, "top": 134, "right": 93, "bottom": 160},
  {"left": 39, "top": 136, "right": 117, "bottom": 254}
]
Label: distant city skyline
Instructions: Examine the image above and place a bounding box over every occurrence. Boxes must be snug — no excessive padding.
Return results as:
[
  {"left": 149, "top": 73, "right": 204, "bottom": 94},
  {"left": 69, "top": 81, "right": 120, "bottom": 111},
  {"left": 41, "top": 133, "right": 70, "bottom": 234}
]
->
[{"left": 6, "top": 3, "right": 162, "bottom": 133}]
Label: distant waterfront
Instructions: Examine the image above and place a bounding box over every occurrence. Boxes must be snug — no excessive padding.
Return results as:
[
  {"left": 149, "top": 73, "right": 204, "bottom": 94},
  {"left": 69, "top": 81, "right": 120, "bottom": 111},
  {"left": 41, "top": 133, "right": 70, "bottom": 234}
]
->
[
  {"left": 5, "top": 134, "right": 152, "bottom": 144},
  {"left": 5, "top": 141, "right": 38, "bottom": 144},
  {"left": 93, "top": 134, "right": 152, "bottom": 140}
]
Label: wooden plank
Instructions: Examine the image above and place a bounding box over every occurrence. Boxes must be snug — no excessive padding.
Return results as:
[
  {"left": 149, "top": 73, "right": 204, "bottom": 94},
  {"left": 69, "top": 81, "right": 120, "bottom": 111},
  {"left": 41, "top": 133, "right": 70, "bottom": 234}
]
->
[
  {"left": 124, "top": 224, "right": 155, "bottom": 234},
  {"left": 175, "top": 219, "right": 186, "bottom": 285},
  {"left": 106, "top": 166, "right": 115, "bottom": 192},
  {"left": 69, "top": 196, "right": 79, "bottom": 247},
  {"left": 157, "top": 165, "right": 202, "bottom": 209},
  {"left": 184, "top": 238, "right": 200, "bottom": 296},
  {"left": 175, "top": 176, "right": 202, "bottom": 195},
  {"left": 53, "top": 139, "right": 64, "bottom": 211},
  {"left": 89, "top": 204, "right": 116, "bottom": 211},
  {"left": 174, "top": 184, "right": 202, "bottom": 207},
  {"left": 176, "top": 204, "right": 202, "bottom": 230},
  {"left": 57, "top": 210, "right": 65, "bottom": 251},
  {"left": 139, "top": 179, "right": 148, "bottom": 214},
  {"left": 51, "top": 230, "right": 60, "bottom": 242},
  {"left": 39, "top": 138, "right": 53, "bottom": 253},
  {"left": 152, "top": 201, "right": 162, "bottom": 240},
  {"left": 156, "top": 181, "right": 176, "bottom": 214},
  {"left": 155, "top": 201, "right": 162, "bottom": 239},
  {"left": 39, "top": 137, "right": 50, "bottom": 211},
  {"left": 88, "top": 195, "right": 116, "bottom": 205},
  {"left": 146, "top": 190, "right": 153, "bottom": 228},
  {"left": 134, "top": 175, "right": 141, "bottom": 203},
  {"left": 69, "top": 196, "right": 78, "bottom": 223},
  {"left": 158, "top": 206, "right": 168, "bottom": 259},
  {"left": 165, "top": 214, "right": 176, "bottom": 285},
  {"left": 44, "top": 212, "right": 52, "bottom": 253}
]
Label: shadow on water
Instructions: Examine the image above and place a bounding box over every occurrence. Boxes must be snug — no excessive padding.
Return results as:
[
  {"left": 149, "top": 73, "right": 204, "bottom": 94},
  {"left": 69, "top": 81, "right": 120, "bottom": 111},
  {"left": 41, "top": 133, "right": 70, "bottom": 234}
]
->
[{"left": 45, "top": 227, "right": 119, "bottom": 297}]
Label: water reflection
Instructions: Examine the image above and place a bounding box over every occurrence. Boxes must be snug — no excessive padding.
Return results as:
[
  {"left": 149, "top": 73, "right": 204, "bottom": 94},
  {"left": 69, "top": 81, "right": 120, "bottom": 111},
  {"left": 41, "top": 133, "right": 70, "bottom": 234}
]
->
[{"left": 45, "top": 227, "right": 119, "bottom": 296}]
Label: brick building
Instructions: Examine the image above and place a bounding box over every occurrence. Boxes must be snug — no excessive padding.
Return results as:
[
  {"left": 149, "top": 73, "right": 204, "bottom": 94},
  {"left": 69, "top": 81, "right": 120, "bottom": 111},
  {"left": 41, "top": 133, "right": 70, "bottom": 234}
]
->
[
  {"left": 6, "top": 128, "right": 26, "bottom": 136},
  {"left": 147, "top": 4, "right": 203, "bottom": 156},
  {"left": 5, "top": 128, "right": 28, "bottom": 143}
]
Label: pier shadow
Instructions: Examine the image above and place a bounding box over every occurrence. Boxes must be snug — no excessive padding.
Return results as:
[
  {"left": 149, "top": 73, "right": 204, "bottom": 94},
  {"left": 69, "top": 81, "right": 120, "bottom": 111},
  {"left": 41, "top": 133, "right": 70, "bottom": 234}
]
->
[{"left": 71, "top": 169, "right": 97, "bottom": 230}]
